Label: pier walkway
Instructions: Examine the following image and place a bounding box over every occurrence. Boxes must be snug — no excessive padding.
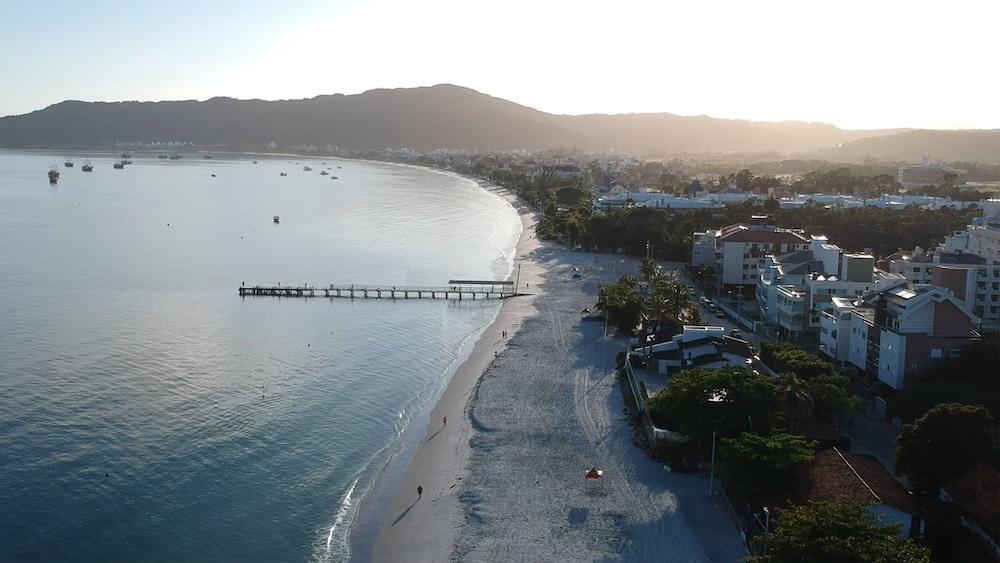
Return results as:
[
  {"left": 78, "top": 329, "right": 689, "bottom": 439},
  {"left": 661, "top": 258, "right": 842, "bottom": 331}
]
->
[{"left": 239, "top": 281, "right": 516, "bottom": 300}]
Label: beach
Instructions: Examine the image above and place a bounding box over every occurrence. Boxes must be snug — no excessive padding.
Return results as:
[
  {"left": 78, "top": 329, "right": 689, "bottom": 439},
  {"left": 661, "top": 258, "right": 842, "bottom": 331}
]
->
[{"left": 354, "top": 187, "right": 748, "bottom": 562}]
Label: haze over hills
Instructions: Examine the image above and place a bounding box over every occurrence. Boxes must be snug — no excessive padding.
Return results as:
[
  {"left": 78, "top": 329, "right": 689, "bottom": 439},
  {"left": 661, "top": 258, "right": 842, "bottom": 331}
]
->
[{"left": 2, "top": 84, "right": 998, "bottom": 162}]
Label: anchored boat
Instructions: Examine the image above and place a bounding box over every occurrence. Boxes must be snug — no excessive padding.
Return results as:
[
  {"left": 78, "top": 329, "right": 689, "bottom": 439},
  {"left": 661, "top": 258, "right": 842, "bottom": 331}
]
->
[{"left": 48, "top": 166, "right": 60, "bottom": 183}]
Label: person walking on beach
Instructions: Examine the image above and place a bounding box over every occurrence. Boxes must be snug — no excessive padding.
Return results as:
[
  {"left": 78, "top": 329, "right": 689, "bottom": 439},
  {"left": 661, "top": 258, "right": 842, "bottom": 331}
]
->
[
  {"left": 443, "top": 416, "right": 447, "bottom": 426},
  {"left": 417, "top": 485, "right": 423, "bottom": 498}
]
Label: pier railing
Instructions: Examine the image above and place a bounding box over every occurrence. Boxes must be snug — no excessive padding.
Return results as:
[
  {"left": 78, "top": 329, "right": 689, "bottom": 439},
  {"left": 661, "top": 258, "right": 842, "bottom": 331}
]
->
[{"left": 238, "top": 283, "right": 516, "bottom": 300}]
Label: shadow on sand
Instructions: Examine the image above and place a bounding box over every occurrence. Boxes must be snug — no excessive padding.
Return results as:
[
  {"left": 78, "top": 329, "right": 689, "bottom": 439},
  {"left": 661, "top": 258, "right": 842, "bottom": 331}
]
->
[{"left": 391, "top": 498, "right": 420, "bottom": 527}]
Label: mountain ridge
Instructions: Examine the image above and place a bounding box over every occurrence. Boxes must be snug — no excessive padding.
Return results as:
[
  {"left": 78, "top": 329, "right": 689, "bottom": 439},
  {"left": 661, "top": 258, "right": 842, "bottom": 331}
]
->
[{"left": 2, "top": 84, "right": 997, "bottom": 162}]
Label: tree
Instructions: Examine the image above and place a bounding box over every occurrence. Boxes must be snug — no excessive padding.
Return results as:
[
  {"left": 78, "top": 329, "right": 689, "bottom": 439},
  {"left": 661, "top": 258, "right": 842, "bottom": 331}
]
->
[
  {"left": 804, "top": 374, "right": 855, "bottom": 417},
  {"left": 597, "top": 276, "right": 643, "bottom": 334},
  {"left": 647, "top": 366, "right": 783, "bottom": 440},
  {"left": 720, "top": 432, "right": 815, "bottom": 493},
  {"left": 753, "top": 501, "right": 929, "bottom": 563},
  {"left": 896, "top": 403, "right": 997, "bottom": 494},
  {"left": 779, "top": 374, "right": 815, "bottom": 432}
]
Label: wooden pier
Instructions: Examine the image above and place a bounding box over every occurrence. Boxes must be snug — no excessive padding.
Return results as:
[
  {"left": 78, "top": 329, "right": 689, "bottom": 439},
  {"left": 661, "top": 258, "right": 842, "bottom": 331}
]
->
[{"left": 239, "top": 280, "right": 516, "bottom": 300}]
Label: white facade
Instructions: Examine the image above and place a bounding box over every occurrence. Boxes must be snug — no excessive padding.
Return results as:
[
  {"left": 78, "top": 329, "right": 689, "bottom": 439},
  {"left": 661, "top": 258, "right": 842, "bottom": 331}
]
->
[
  {"left": 877, "top": 330, "right": 908, "bottom": 390},
  {"left": 819, "top": 297, "right": 856, "bottom": 363},
  {"left": 692, "top": 229, "right": 720, "bottom": 266},
  {"left": 891, "top": 254, "right": 1000, "bottom": 329},
  {"left": 848, "top": 311, "right": 870, "bottom": 370}
]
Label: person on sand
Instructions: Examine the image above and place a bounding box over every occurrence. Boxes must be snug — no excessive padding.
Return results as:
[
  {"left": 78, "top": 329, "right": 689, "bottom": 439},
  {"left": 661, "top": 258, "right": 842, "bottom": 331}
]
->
[
  {"left": 417, "top": 485, "right": 423, "bottom": 498},
  {"left": 443, "top": 416, "right": 447, "bottom": 426}
]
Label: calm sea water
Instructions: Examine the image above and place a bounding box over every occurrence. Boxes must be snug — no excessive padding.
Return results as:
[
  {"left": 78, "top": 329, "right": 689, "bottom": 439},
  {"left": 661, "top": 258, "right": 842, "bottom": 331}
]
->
[{"left": 0, "top": 150, "right": 521, "bottom": 561}]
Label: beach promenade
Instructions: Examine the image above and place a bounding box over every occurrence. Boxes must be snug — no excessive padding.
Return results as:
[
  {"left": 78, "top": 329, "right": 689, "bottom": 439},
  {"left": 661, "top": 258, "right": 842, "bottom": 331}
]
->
[{"left": 362, "top": 191, "right": 747, "bottom": 562}]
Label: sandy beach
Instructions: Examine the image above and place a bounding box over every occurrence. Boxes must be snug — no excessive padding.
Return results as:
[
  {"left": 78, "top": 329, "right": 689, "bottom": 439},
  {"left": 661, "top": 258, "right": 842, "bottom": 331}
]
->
[{"left": 353, "top": 186, "right": 747, "bottom": 562}]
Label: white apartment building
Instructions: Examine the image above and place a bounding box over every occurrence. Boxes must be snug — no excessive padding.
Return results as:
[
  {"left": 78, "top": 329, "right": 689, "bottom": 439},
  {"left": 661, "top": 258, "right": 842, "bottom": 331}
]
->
[
  {"left": 890, "top": 252, "right": 1000, "bottom": 330},
  {"left": 756, "top": 235, "right": 904, "bottom": 338},
  {"left": 692, "top": 229, "right": 721, "bottom": 267},
  {"left": 715, "top": 224, "right": 811, "bottom": 287},
  {"left": 842, "top": 285, "right": 980, "bottom": 392}
]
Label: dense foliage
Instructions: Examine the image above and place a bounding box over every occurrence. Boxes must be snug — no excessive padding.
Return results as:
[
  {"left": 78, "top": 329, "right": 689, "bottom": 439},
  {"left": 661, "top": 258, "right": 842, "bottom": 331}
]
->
[
  {"left": 762, "top": 342, "right": 854, "bottom": 418},
  {"left": 486, "top": 162, "right": 978, "bottom": 262},
  {"left": 646, "top": 366, "right": 783, "bottom": 440},
  {"left": 895, "top": 403, "right": 997, "bottom": 495},
  {"left": 719, "top": 432, "right": 816, "bottom": 494},
  {"left": 753, "top": 501, "right": 930, "bottom": 563},
  {"left": 596, "top": 275, "right": 643, "bottom": 334}
]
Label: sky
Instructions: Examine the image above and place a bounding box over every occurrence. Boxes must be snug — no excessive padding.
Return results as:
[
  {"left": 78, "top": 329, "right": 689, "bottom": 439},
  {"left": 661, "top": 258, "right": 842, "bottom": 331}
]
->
[{"left": 1, "top": 0, "right": 997, "bottom": 130}]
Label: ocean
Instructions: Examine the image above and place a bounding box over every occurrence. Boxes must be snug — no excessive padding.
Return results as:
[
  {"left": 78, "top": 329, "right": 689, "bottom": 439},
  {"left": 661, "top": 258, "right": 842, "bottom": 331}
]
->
[{"left": 0, "top": 150, "right": 521, "bottom": 561}]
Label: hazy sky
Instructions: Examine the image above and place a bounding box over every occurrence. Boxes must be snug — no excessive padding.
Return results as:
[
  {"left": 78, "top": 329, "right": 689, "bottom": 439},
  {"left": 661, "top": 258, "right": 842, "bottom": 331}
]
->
[{"left": 2, "top": 0, "right": 997, "bottom": 129}]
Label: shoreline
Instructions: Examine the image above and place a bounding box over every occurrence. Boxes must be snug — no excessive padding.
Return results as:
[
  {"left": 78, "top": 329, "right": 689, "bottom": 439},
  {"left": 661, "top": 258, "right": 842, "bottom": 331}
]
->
[{"left": 349, "top": 183, "right": 544, "bottom": 562}]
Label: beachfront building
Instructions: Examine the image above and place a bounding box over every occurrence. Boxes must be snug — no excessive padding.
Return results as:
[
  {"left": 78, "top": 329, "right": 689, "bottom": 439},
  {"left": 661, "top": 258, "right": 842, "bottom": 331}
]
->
[
  {"left": 711, "top": 222, "right": 811, "bottom": 288},
  {"left": 624, "top": 325, "right": 755, "bottom": 415},
  {"left": 844, "top": 284, "right": 980, "bottom": 392},
  {"left": 639, "top": 325, "right": 754, "bottom": 377},
  {"left": 897, "top": 158, "right": 967, "bottom": 190}
]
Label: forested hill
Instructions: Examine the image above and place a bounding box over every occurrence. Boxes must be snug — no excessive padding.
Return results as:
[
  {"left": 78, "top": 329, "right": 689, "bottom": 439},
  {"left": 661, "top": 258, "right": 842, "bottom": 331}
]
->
[
  {"left": 818, "top": 129, "right": 1000, "bottom": 163},
  {"left": 1, "top": 84, "right": 997, "bottom": 161}
]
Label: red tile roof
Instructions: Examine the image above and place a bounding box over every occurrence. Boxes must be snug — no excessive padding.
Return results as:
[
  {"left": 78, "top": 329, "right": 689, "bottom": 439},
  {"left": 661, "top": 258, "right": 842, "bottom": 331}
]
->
[
  {"left": 944, "top": 462, "right": 1000, "bottom": 545},
  {"left": 794, "top": 448, "right": 916, "bottom": 514}
]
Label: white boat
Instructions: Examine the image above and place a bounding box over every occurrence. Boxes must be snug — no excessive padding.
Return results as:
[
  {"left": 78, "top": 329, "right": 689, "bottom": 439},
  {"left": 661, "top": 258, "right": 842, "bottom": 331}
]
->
[
  {"left": 273, "top": 215, "right": 280, "bottom": 224},
  {"left": 279, "top": 172, "right": 287, "bottom": 177},
  {"left": 320, "top": 170, "right": 329, "bottom": 176},
  {"left": 302, "top": 166, "right": 313, "bottom": 171}
]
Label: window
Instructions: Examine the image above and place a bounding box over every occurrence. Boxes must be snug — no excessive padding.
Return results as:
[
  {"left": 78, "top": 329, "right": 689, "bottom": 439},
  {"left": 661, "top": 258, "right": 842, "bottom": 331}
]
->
[
  {"left": 930, "top": 348, "right": 942, "bottom": 358},
  {"left": 912, "top": 267, "right": 921, "bottom": 272},
  {"left": 948, "top": 349, "right": 961, "bottom": 359}
]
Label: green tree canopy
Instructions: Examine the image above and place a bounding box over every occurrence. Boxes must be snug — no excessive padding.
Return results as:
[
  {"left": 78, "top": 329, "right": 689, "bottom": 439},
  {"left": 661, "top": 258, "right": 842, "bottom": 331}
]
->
[
  {"left": 720, "top": 432, "right": 815, "bottom": 494},
  {"left": 754, "top": 501, "right": 930, "bottom": 563},
  {"left": 896, "top": 403, "right": 997, "bottom": 494},
  {"left": 597, "top": 276, "right": 642, "bottom": 334},
  {"left": 647, "top": 366, "right": 783, "bottom": 440}
]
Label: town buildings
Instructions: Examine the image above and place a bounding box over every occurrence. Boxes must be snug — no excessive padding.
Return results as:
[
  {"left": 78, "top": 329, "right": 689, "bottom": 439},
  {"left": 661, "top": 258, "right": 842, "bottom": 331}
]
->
[
  {"left": 897, "top": 158, "right": 967, "bottom": 190},
  {"left": 693, "top": 221, "right": 811, "bottom": 288},
  {"left": 844, "top": 284, "right": 980, "bottom": 392},
  {"left": 756, "top": 236, "right": 905, "bottom": 339},
  {"left": 889, "top": 202, "right": 1000, "bottom": 329}
]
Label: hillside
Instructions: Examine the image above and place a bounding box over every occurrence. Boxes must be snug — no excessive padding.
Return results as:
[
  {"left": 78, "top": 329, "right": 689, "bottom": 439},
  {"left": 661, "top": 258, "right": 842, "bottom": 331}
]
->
[
  {"left": 1, "top": 84, "right": 995, "bottom": 161},
  {"left": 816, "top": 129, "right": 1000, "bottom": 163}
]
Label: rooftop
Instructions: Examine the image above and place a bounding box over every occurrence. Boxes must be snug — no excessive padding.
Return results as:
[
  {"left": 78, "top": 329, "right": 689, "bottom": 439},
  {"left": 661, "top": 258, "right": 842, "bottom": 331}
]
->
[
  {"left": 794, "top": 448, "right": 916, "bottom": 514},
  {"left": 718, "top": 224, "right": 809, "bottom": 245}
]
